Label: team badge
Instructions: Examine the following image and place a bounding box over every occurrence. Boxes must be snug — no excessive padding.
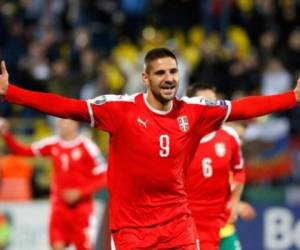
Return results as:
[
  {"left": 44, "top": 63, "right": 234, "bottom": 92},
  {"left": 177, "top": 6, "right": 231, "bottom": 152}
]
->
[
  {"left": 217, "top": 99, "right": 228, "bottom": 107},
  {"left": 215, "top": 143, "right": 226, "bottom": 157},
  {"left": 203, "top": 98, "right": 227, "bottom": 108},
  {"left": 205, "top": 99, "right": 217, "bottom": 106},
  {"left": 51, "top": 148, "right": 59, "bottom": 155},
  {"left": 93, "top": 95, "right": 107, "bottom": 105},
  {"left": 177, "top": 115, "right": 189, "bottom": 132},
  {"left": 71, "top": 148, "right": 82, "bottom": 160}
]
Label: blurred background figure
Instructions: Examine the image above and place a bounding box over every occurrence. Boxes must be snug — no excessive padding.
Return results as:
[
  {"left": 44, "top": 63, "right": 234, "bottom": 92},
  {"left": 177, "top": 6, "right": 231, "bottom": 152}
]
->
[
  {"left": 0, "top": 151, "right": 33, "bottom": 201},
  {"left": 186, "top": 83, "right": 246, "bottom": 250},
  {"left": 0, "top": 211, "right": 12, "bottom": 250},
  {"left": 199, "top": 0, "right": 231, "bottom": 43},
  {"left": 0, "top": 118, "right": 107, "bottom": 250}
]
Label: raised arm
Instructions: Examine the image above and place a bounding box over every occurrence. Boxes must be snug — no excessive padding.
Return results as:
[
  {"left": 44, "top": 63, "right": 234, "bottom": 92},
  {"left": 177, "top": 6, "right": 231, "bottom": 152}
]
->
[
  {"left": 0, "top": 118, "right": 34, "bottom": 156},
  {"left": 228, "top": 79, "right": 300, "bottom": 121},
  {"left": 0, "top": 61, "right": 90, "bottom": 123}
]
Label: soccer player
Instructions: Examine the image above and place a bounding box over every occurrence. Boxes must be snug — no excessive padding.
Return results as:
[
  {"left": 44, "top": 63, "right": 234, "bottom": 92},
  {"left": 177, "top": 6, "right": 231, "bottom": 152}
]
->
[
  {"left": 0, "top": 47, "right": 299, "bottom": 249},
  {"left": 0, "top": 118, "right": 107, "bottom": 250},
  {"left": 185, "top": 83, "right": 246, "bottom": 250}
]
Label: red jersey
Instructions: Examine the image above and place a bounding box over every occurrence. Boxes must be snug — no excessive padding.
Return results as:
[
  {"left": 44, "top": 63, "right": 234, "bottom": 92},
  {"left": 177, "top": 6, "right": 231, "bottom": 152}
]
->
[
  {"left": 6, "top": 84, "right": 296, "bottom": 231},
  {"left": 4, "top": 133, "right": 107, "bottom": 206},
  {"left": 186, "top": 126, "right": 245, "bottom": 227},
  {"left": 86, "top": 93, "right": 230, "bottom": 230}
]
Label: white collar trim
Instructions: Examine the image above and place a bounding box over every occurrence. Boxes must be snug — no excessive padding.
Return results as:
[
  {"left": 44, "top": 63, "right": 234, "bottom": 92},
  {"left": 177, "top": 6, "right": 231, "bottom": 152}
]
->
[
  {"left": 200, "top": 131, "right": 216, "bottom": 143},
  {"left": 58, "top": 135, "right": 83, "bottom": 148}
]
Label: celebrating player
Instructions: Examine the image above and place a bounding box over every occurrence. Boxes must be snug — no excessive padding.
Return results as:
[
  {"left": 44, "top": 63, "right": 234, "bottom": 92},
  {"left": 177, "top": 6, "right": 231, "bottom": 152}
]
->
[
  {"left": 185, "top": 83, "right": 245, "bottom": 250},
  {"left": 0, "top": 118, "right": 107, "bottom": 250},
  {"left": 0, "top": 47, "right": 299, "bottom": 249}
]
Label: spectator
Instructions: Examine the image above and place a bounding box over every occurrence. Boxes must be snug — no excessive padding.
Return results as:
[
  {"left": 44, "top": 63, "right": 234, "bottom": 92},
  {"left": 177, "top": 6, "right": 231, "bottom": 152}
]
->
[{"left": 0, "top": 153, "right": 33, "bottom": 201}]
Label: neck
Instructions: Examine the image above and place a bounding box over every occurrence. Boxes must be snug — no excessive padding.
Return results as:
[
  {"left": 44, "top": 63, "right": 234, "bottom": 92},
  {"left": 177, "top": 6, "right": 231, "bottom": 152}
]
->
[
  {"left": 145, "top": 92, "right": 172, "bottom": 112},
  {"left": 60, "top": 132, "right": 78, "bottom": 141}
]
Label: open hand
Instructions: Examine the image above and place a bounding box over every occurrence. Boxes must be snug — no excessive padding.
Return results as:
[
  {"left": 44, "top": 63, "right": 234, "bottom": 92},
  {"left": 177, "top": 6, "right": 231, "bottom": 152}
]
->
[
  {"left": 238, "top": 201, "right": 256, "bottom": 221},
  {"left": 0, "top": 61, "right": 9, "bottom": 96}
]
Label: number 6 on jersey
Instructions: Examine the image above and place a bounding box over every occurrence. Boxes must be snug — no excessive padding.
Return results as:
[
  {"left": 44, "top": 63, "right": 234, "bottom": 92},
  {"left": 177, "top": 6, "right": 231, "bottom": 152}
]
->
[{"left": 202, "top": 157, "right": 213, "bottom": 178}]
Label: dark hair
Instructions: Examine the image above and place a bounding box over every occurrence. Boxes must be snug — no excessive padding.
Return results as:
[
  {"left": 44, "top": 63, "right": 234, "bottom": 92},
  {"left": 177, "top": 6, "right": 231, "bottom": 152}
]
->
[
  {"left": 144, "top": 48, "right": 177, "bottom": 73},
  {"left": 186, "top": 82, "right": 216, "bottom": 97}
]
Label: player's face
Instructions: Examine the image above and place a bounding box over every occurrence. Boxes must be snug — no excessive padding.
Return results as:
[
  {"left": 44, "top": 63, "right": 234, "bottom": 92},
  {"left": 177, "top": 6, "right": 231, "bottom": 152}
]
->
[
  {"left": 56, "top": 119, "right": 79, "bottom": 140},
  {"left": 142, "top": 57, "right": 179, "bottom": 105},
  {"left": 194, "top": 89, "right": 217, "bottom": 100}
]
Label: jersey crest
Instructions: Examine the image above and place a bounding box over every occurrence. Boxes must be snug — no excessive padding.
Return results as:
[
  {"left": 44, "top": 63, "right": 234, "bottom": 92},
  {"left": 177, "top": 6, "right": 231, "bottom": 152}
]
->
[
  {"left": 177, "top": 115, "right": 189, "bottom": 132},
  {"left": 71, "top": 148, "right": 82, "bottom": 160},
  {"left": 51, "top": 147, "right": 59, "bottom": 156},
  {"left": 91, "top": 94, "right": 131, "bottom": 105},
  {"left": 181, "top": 96, "right": 228, "bottom": 108},
  {"left": 215, "top": 142, "right": 226, "bottom": 157},
  {"left": 204, "top": 99, "right": 228, "bottom": 107},
  {"left": 205, "top": 99, "right": 217, "bottom": 106},
  {"left": 92, "top": 95, "right": 107, "bottom": 105}
]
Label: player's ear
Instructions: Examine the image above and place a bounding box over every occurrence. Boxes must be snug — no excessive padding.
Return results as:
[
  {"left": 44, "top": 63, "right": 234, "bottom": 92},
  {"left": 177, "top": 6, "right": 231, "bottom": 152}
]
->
[{"left": 142, "top": 71, "right": 150, "bottom": 87}]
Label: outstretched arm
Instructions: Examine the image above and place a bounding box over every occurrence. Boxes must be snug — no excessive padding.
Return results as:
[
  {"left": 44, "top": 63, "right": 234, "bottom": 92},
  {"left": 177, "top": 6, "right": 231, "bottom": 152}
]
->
[
  {"left": 228, "top": 80, "right": 300, "bottom": 121},
  {"left": 0, "top": 61, "right": 90, "bottom": 123},
  {"left": 3, "top": 132, "right": 34, "bottom": 156}
]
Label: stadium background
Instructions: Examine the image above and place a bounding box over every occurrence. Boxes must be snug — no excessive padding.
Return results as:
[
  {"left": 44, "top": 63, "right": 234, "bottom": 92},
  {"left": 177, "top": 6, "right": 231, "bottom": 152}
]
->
[{"left": 0, "top": 0, "right": 300, "bottom": 249}]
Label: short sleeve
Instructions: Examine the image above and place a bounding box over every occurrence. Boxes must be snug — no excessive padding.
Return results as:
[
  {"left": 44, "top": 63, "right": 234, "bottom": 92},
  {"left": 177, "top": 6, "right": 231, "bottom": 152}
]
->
[
  {"left": 31, "top": 136, "right": 57, "bottom": 156},
  {"left": 83, "top": 137, "right": 107, "bottom": 176},
  {"left": 87, "top": 94, "right": 132, "bottom": 134},
  {"left": 199, "top": 99, "right": 231, "bottom": 135},
  {"left": 223, "top": 126, "right": 246, "bottom": 184}
]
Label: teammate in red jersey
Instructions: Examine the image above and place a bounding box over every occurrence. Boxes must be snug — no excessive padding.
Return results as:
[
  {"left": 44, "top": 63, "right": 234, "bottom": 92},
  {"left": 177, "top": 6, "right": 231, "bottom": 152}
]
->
[
  {"left": 0, "top": 118, "right": 107, "bottom": 250},
  {"left": 185, "top": 83, "right": 245, "bottom": 250},
  {"left": 0, "top": 47, "right": 299, "bottom": 249}
]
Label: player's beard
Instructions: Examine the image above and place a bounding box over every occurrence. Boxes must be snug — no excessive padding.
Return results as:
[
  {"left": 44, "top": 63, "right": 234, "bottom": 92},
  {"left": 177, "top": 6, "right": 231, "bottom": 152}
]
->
[{"left": 150, "top": 81, "right": 178, "bottom": 104}]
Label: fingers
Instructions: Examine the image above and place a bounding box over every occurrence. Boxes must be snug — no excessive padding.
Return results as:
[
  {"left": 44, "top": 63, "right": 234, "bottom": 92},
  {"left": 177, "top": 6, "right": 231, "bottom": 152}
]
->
[
  {"left": 0, "top": 61, "right": 6, "bottom": 74},
  {"left": 0, "top": 61, "right": 9, "bottom": 95},
  {"left": 0, "top": 61, "right": 8, "bottom": 78}
]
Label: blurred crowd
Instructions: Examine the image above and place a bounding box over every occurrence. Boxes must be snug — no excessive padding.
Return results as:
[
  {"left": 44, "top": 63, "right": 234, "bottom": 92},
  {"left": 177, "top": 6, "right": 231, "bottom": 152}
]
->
[{"left": 1, "top": 0, "right": 300, "bottom": 202}]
